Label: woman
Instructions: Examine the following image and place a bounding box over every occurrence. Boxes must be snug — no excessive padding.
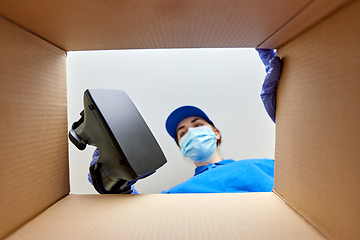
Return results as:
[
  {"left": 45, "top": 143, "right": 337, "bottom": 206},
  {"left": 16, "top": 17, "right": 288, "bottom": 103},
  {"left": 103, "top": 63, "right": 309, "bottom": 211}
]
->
[
  {"left": 161, "top": 105, "right": 274, "bottom": 193},
  {"left": 160, "top": 48, "right": 282, "bottom": 193}
]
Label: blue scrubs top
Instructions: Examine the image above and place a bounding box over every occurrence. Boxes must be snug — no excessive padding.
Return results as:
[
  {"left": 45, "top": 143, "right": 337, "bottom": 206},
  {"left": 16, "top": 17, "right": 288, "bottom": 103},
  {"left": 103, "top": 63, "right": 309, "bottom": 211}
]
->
[{"left": 161, "top": 159, "right": 274, "bottom": 194}]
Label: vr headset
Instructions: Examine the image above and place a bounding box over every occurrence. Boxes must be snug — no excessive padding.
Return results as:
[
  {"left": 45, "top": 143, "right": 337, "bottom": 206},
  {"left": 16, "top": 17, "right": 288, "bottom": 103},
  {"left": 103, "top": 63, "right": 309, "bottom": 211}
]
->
[{"left": 69, "top": 89, "right": 167, "bottom": 194}]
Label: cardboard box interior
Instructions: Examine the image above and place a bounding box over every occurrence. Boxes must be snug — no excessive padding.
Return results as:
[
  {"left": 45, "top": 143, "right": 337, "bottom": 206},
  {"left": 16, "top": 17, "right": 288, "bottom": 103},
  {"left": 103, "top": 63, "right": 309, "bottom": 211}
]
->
[
  {"left": 0, "top": 0, "right": 349, "bottom": 51},
  {"left": 276, "top": 2, "right": 360, "bottom": 239},
  {"left": 6, "top": 193, "right": 325, "bottom": 240},
  {"left": 0, "top": 16, "right": 69, "bottom": 239},
  {"left": 0, "top": 0, "right": 359, "bottom": 239}
]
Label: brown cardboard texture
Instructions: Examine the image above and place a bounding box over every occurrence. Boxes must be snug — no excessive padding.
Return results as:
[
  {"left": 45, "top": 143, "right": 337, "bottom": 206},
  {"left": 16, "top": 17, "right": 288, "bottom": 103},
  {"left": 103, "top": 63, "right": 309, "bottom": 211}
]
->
[
  {"left": 0, "top": 17, "right": 69, "bottom": 239},
  {"left": 276, "top": 2, "right": 360, "bottom": 239},
  {"left": 6, "top": 193, "right": 325, "bottom": 240},
  {"left": 258, "top": 0, "right": 350, "bottom": 49},
  {"left": 0, "top": 0, "right": 349, "bottom": 51},
  {"left": 1, "top": 0, "right": 359, "bottom": 239}
]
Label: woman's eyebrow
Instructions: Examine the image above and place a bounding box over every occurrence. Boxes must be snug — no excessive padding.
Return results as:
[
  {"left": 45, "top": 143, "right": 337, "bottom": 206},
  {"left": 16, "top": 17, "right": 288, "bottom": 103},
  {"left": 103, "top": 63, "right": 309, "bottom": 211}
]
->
[
  {"left": 177, "top": 125, "right": 185, "bottom": 132},
  {"left": 191, "top": 117, "right": 200, "bottom": 123},
  {"left": 177, "top": 118, "right": 201, "bottom": 133}
]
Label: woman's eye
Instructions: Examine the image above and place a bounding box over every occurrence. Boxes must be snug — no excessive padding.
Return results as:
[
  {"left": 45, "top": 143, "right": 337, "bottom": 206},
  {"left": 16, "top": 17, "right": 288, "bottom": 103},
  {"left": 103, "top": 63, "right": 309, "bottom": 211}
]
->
[
  {"left": 180, "top": 132, "right": 186, "bottom": 138},
  {"left": 195, "top": 123, "right": 203, "bottom": 127}
]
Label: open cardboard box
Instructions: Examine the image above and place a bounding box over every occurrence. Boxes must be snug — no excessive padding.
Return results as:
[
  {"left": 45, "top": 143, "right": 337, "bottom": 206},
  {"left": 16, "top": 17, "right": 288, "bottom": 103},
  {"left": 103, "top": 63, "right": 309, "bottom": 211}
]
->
[{"left": 1, "top": 0, "right": 359, "bottom": 239}]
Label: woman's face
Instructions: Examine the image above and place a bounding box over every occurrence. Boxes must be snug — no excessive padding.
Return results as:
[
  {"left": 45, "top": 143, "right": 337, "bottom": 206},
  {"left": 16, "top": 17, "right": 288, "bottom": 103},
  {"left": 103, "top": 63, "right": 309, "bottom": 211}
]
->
[{"left": 176, "top": 116, "right": 220, "bottom": 144}]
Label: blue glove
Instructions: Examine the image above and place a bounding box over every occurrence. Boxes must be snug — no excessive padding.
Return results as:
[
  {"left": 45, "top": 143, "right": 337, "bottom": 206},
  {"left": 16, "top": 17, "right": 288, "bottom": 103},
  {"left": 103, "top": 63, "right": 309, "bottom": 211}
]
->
[
  {"left": 87, "top": 148, "right": 100, "bottom": 184},
  {"left": 88, "top": 148, "right": 142, "bottom": 194},
  {"left": 255, "top": 48, "right": 282, "bottom": 123}
]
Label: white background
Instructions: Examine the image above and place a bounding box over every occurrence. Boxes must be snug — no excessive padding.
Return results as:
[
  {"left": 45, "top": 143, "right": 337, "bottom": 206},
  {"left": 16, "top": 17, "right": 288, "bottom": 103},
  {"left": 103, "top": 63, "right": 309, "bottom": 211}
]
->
[{"left": 67, "top": 48, "right": 275, "bottom": 194}]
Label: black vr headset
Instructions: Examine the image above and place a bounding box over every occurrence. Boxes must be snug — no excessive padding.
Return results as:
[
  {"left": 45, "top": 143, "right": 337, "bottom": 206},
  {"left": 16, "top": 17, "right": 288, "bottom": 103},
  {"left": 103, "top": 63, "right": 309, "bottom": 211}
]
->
[{"left": 69, "top": 89, "right": 167, "bottom": 194}]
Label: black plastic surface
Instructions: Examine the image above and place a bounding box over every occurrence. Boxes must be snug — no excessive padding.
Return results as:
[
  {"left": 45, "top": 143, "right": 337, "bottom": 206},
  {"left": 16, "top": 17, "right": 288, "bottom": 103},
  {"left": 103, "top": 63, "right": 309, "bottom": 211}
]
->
[
  {"left": 69, "top": 129, "right": 86, "bottom": 150},
  {"left": 69, "top": 89, "right": 167, "bottom": 193},
  {"left": 89, "top": 163, "right": 129, "bottom": 194}
]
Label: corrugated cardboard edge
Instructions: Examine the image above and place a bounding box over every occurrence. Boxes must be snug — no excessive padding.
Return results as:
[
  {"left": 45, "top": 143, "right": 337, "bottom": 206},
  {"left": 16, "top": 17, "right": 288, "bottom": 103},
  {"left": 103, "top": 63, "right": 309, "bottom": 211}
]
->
[
  {"left": 272, "top": 190, "right": 328, "bottom": 239},
  {"left": 0, "top": 15, "right": 65, "bottom": 52},
  {"left": 0, "top": 16, "right": 69, "bottom": 239},
  {"left": 6, "top": 193, "right": 326, "bottom": 240},
  {"left": 259, "top": 0, "right": 353, "bottom": 49}
]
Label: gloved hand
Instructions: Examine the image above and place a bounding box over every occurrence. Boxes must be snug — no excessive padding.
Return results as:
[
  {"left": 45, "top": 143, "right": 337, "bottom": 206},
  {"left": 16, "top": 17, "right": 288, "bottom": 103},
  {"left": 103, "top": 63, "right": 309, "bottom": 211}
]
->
[
  {"left": 255, "top": 48, "right": 282, "bottom": 123},
  {"left": 88, "top": 148, "right": 143, "bottom": 194},
  {"left": 87, "top": 148, "right": 99, "bottom": 184}
]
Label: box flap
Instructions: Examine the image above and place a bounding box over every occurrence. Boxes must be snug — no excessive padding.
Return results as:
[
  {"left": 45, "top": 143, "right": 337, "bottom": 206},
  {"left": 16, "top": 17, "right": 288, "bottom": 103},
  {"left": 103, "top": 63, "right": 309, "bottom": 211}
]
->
[
  {"left": 7, "top": 193, "right": 325, "bottom": 239},
  {"left": 0, "top": 16, "right": 69, "bottom": 239},
  {"left": 0, "top": 0, "right": 335, "bottom": 51},
  {"left": 275, "top": 1, "right": 360, "bottom": 239}
]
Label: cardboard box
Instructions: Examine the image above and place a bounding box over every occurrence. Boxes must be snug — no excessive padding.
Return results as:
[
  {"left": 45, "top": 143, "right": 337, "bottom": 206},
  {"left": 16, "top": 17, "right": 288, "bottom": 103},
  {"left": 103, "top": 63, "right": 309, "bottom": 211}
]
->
[{"left": 0, "top": 0, "right": 359, "bottom": 239}]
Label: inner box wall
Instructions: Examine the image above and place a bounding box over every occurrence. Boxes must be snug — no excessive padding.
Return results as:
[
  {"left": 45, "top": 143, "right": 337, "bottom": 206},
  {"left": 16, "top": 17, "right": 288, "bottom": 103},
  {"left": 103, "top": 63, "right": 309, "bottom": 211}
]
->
[
  {"left": 6, "top": 193, "right": 325, "bottom": 240},
  {"left": 0, "top": 17, "right": 69, "bottom": 239},
  {"left": 275, "top": 2, "right": 360, "bottom": 239}
]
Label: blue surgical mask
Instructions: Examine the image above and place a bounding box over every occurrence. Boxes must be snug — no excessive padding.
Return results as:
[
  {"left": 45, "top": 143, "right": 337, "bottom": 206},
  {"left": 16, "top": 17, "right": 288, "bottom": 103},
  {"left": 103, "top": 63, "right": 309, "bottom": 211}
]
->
[{"left": 179, "top": 126, "right": 217, "bottom": 163}]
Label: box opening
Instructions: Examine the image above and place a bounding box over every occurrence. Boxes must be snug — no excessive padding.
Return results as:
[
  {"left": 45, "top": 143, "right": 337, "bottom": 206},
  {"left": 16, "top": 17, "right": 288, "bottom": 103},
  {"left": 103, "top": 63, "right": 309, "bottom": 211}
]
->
[{"left": 67, "top": 48, "right": 276, "bottom": 194}]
